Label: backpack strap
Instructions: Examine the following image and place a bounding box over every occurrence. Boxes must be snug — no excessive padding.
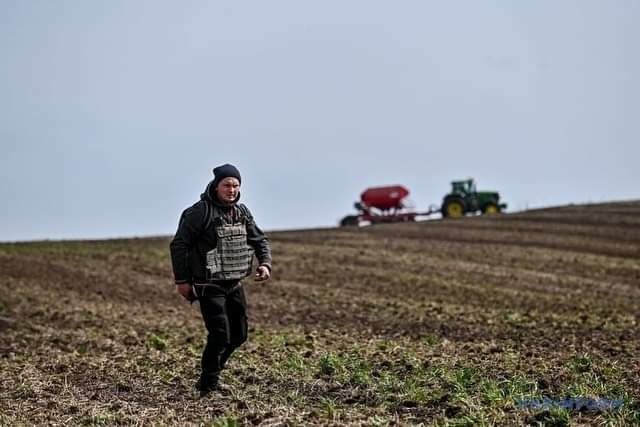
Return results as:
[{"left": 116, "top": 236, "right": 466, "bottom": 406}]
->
[{"left": 202, "top": 201, "right": 214, "bottom": 233}]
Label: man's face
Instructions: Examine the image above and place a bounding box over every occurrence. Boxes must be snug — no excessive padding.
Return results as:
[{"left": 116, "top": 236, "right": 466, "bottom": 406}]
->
[{"left": 216, "top": 177, "right": 240, "bottom": 204}]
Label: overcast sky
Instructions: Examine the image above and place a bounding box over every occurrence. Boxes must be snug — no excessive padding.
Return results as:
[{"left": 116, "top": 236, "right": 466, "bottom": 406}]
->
[{"left": 1, "top": 1, "right": 639, "bottom": 241}]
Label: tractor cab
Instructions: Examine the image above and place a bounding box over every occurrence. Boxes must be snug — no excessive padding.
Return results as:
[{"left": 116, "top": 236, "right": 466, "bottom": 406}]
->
[{"left": 451, "top": 179, "right": 476, "bottom": 196}]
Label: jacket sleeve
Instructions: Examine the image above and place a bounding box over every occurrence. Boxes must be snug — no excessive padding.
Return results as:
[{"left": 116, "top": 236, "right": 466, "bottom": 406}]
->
[
  {"left": 244, "top": 206, "right": 272, "bottom": 271},
  {"left": 169, "top": 202, "right": 206, "bottom": 284}
]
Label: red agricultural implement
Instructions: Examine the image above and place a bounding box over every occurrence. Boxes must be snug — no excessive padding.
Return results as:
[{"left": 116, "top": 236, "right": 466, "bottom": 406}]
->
[{"left": 339, "top": 185, "right": 439, "bottom": 227}]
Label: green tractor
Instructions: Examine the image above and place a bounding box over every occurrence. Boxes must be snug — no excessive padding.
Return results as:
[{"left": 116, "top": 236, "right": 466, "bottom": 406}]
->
[{"left": 441, "top": 178, "right": 507, "bottom": 218}]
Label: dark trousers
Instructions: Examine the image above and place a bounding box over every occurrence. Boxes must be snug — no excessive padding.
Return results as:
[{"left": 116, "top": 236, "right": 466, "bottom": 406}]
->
[{"left": 196, "top": 282, "right": 248, "bottom": 386}]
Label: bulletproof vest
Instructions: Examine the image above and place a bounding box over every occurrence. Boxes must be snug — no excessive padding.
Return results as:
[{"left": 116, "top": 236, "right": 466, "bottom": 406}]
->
[{"left": 205, "top": 205, "right": 255, "bottom": 282}]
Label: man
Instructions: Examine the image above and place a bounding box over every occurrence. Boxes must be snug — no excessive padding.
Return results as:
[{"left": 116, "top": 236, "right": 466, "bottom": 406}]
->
[{"left": 169, "top": 164, "right": 272, "bottom": 397}]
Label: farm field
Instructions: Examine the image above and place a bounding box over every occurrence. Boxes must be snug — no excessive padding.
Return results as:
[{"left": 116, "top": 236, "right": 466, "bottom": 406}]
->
[{"left": 1, "top": 201, "right": 639, "bottom": 425}]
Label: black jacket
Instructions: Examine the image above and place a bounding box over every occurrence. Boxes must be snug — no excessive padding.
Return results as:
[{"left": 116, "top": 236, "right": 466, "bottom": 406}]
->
[{"left": 169, "top": 181, "right": 272, "bottom": 284}]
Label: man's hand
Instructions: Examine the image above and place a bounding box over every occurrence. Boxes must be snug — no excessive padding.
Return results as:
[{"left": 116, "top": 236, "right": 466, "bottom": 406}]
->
[
  {"left": 176, "top": 283, "right": 194, "bottom": 300},
  {"left": 254, "top": 265, "right": 271, "bottom": 282}
]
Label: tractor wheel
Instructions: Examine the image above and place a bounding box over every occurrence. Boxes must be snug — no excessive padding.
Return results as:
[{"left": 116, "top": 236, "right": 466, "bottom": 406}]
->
[
  {"left": 482, "top": 203, "right": 500, "bottom": 215},
  {"left": 442, "top": 198, "right": 465, "bottom": 218},
  {"left": 340, "top": 215, "right": 360, "bottom": 227}
]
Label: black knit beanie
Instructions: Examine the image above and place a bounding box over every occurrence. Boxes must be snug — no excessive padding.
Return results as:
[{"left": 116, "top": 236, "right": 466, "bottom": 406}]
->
[{"left": 212, "top": 163, "right": 242, "bottom": 188}]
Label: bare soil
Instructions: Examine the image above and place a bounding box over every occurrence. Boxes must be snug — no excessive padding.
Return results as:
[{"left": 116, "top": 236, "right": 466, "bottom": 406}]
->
[{"left": 1, "top": 201, "right": 639, "bottom": 425}]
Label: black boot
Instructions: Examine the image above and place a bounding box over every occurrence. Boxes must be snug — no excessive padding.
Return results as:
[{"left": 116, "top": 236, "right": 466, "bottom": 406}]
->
[{"left": 196, "top": 373, "right": 220, "bottom": 398}]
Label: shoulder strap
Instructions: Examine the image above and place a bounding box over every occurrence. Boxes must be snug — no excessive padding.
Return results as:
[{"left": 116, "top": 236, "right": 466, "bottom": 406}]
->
[
  {"left": 202, "top": 201, "right": 214, "bottom": 233},
  {"left": 200, "top": 202, "right": 248, "bottom": 235},
  {"left": 238, "top": 203, "right": 256, "bottom": 225},
  {"left": 236, "top": 203, "right": 249, "bottom": 221}
]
